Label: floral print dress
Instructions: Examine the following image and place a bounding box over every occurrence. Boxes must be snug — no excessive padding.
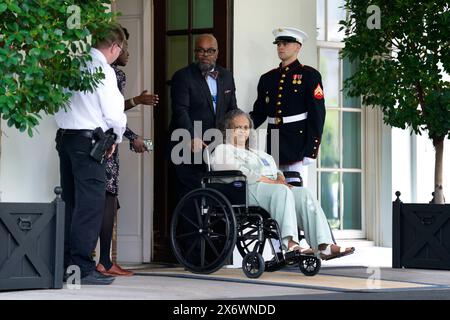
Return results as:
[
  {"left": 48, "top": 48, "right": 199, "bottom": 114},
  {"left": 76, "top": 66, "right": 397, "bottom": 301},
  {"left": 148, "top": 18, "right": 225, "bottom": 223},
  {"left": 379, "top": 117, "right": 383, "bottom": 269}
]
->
[{"left": 105, "top": 65, "right": 139, "bottom": 195}]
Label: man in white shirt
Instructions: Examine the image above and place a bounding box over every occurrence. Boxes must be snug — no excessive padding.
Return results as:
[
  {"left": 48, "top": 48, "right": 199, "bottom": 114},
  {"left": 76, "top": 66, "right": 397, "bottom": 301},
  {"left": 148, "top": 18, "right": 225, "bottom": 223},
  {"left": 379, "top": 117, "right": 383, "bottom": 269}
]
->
[{"left": 55, "top": 24, "right": 127, "bottom": 285}]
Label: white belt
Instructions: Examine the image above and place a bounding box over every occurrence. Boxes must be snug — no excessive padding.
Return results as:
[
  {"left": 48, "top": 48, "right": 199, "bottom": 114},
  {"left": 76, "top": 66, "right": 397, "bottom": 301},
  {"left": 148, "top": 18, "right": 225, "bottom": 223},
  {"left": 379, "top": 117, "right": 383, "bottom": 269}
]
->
[{"left": 268, "top": 112, "right": 308, "bottom": 124}]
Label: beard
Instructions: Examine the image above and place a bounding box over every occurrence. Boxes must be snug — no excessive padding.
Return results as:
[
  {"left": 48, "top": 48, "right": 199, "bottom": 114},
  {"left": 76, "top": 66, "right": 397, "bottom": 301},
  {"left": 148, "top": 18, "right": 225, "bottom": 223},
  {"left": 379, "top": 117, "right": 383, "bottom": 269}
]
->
[{"left": 197, "top": 61, "right": 216, "bottom": 73}]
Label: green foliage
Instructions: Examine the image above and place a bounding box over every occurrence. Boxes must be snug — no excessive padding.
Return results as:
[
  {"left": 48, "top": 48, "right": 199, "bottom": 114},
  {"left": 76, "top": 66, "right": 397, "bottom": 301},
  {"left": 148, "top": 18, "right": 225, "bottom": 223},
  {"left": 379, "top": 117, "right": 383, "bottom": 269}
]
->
[
  {"left": 0, "top": 0, "right": 117, "bottom": 136},
  {"left": 341, "top": 0, "right": 450, "bottom": 141}
]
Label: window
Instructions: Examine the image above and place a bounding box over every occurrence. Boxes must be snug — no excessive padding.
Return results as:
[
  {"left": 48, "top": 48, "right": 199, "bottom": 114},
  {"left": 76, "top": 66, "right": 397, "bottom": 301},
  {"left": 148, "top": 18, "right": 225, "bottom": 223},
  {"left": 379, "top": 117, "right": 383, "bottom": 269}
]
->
[{"left": 317, "top": 0, "right": 364, "bottom": 238}]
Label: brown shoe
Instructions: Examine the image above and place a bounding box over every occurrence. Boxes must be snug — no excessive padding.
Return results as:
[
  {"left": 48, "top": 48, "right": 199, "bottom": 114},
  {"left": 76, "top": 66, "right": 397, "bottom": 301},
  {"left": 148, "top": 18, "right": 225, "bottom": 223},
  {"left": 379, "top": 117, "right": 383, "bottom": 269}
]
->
[{"left": 96, "top": 263, "right": 134, "bottom": 276}]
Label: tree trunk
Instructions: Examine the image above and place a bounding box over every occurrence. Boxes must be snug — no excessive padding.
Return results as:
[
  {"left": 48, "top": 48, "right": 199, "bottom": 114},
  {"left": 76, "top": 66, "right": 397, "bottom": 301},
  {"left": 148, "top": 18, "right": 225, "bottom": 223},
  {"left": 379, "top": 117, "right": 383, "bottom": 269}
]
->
[{"left": 433, "top": 136, "right": 445, "bottom": 204}]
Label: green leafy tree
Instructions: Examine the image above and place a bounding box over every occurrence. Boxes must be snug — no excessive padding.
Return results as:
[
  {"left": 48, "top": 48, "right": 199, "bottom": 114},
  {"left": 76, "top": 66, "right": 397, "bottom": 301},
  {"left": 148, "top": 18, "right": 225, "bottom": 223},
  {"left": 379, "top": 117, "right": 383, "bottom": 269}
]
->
[
  {"left": 0, "top": 0, "right": 117, "bottom": 136},
  {"left": 341, "top": 0, "right": 450, "bottom": 203}
]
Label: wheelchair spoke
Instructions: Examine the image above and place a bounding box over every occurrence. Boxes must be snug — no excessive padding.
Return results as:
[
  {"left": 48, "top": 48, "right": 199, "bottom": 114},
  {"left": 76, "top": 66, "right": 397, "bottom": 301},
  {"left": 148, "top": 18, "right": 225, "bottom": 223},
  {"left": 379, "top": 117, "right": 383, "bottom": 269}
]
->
[
  {"left": 193, "top": 199, "right": 204, "bottom": 227},
  {"left": 186, "top": 237, "right": 200, "bottom": 258},
  {"left": 209, "top": 232, "right": 226, "bottom": 238},
  {"left": 200, "top": 237, "right": 206, "bottom": 267},
  {"left": 205, "top": 236, "right": 220, "bottom": 257},
  {"left": 176, "top": 231, "right": 197, "bottom": 239},
  {"left": 180, "top": 213, "right": 200, "bottom": 229}
]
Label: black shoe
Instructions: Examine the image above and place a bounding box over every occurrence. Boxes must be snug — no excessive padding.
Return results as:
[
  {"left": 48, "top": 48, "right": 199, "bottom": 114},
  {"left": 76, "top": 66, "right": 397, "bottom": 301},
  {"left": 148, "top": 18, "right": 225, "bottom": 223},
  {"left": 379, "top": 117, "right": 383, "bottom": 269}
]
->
[{"left": 80, "top": 270, "right": 115, "bottom": 285}]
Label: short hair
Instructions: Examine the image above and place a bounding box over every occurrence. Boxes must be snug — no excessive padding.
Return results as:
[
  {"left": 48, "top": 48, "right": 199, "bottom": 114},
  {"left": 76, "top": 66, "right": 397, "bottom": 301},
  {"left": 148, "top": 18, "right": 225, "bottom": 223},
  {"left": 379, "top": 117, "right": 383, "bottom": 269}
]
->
[
  {"left": 121, "top": 26, "right": 130, "bottom": 40},
  {"left": 219, "top": 109, "right": 254, "bottom": 150},
  {"left": 93, "top": 23, "right": 125, "bottom": 49}
]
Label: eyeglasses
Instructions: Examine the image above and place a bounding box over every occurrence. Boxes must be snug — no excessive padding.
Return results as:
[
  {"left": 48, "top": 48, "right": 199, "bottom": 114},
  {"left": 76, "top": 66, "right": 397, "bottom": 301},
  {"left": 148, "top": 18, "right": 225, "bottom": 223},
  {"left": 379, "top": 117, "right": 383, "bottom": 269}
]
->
[
  {"left": 195, "top": 48, "right": 217, "bottom": 56},
  {"left": 116, "top": 42, "right": 124, "bottom": 54}
]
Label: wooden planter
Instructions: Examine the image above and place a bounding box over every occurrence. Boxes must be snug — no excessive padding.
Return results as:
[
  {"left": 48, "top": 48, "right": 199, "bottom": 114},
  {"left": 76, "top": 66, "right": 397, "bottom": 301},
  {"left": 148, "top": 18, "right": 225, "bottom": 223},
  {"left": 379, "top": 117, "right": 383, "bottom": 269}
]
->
[
  {"left": 393, "top": 191, "right": 450, "bottom": 270},
  {"left": 0, "top": 188, "right": 65, "bottom": 291}
]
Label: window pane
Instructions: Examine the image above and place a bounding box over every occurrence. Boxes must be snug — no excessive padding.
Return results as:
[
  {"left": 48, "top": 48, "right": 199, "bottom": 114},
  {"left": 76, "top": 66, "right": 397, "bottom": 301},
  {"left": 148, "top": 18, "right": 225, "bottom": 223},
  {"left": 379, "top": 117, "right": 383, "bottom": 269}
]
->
[
  {"left": 319, "top": 48, "right": 339, "bottom": 108},
  {"left": 321, "top": 172, "right": 340, "bottom": 229},
  {"left": 317, "top": 0, "right": 325, "bottom": 40},
  {"left": 167, "top": 36, "right": 188, "bottom": 80},
  {"left": 327, "top": 0, "right": 346, "bottom": 42},
  {"left": 343, "top": 112, "right": 361, "bottom": 168},
  {"left": 343, "top": 172, "right": 361, "bottom": 229},
  {"left": 193, "top": 0, "right": 213, "bottom": 29},
  {"left": 168, "top": 0, "right": 188, "bottom": 30},
  {"left": 342, "top": 55, "right": 361, "bottom": 108},
  {"left": 320, "top": 110, "right": 340, "bottom": 168}
]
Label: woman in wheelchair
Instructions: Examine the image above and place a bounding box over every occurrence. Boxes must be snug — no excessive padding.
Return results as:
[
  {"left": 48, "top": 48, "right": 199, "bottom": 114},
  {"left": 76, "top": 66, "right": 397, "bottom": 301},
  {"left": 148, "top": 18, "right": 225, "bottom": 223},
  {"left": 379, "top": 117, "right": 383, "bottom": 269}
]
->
[{"left": 210, "top": 109, "right": 355, "bottom": 260}]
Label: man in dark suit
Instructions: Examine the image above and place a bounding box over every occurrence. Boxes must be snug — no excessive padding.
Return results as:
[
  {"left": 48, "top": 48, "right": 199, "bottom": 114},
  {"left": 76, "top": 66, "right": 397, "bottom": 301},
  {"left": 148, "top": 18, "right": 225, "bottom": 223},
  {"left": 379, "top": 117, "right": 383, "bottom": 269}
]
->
[
  {"left": 169, "top": 34, "right": 237, "bottom": 198},
  {"left": 250, "top": 27, "right": 326, "bottom": 187}
]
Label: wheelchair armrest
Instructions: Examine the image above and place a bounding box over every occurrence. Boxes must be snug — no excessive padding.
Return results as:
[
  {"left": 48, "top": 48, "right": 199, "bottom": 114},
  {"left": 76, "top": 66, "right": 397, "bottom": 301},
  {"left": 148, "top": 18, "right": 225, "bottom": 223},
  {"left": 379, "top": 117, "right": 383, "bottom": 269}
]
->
[
  {"left": 282, "top": 171, "right": 302, "bottom": 179},
  {"left": 203, "top": 170, "right": 246, "bottom": 179}
]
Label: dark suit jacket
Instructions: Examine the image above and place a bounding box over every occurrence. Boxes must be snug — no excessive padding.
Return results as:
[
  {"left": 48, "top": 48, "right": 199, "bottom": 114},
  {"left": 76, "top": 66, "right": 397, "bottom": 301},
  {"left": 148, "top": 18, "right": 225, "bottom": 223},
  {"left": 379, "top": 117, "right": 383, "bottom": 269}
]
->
[{"left": 169, "top": 63, "right": 238, "bottom": 141}]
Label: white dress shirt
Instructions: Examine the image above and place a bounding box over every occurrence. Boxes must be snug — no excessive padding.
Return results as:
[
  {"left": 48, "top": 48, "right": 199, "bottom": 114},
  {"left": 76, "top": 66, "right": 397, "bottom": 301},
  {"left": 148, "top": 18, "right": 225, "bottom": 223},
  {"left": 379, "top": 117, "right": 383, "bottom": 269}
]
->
[{"left": 55, "top": 48, "right": 127, "bottom": 143}]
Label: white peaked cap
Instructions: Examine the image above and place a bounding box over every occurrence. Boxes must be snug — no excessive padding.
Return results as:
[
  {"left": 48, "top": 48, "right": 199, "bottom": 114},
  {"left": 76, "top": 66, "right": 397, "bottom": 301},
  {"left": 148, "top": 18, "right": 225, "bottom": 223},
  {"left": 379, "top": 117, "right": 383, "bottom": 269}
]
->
[{"left": 272, "top": 27, "right": 308, "bottom": 44}]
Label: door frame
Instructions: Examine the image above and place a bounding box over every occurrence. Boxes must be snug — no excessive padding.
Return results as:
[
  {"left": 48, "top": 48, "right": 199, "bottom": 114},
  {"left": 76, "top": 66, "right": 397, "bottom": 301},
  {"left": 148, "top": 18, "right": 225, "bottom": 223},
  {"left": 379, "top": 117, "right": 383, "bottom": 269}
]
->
[{"left": 152, "top": 0, "right": 234, "bottom": 262}]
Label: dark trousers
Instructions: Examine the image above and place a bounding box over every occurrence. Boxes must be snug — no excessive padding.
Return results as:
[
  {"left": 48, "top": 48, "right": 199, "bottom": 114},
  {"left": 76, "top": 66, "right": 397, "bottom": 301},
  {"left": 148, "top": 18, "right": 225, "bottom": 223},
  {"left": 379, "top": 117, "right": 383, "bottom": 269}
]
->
[
  {"left": 174, "top": 163, "right": 206, "bottom": 200},
  {"left": 55, "top": 130, "right": 106, "bottom": 277}
]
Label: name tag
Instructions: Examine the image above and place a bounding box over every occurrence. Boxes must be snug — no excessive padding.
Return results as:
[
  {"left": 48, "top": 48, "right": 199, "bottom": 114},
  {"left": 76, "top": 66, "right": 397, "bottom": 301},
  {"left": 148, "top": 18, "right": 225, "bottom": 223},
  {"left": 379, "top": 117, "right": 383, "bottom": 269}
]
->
[{"left": 261, "top": 158, "right": 270, "bottom": 166}]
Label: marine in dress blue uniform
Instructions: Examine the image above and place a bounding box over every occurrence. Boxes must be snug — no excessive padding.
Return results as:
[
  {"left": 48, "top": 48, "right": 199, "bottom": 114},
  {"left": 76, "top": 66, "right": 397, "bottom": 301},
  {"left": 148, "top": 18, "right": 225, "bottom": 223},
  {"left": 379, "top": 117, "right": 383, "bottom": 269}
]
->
[{"left": 250, "top": 28, "right": 326, "bottom": 173}]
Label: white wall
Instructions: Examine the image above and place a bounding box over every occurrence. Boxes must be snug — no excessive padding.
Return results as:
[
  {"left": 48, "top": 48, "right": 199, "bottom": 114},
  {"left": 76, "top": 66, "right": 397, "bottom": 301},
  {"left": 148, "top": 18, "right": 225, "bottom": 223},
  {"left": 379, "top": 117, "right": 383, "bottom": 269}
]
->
[{"left": 0, "top": 115, "right": 59, "bottom": 202}]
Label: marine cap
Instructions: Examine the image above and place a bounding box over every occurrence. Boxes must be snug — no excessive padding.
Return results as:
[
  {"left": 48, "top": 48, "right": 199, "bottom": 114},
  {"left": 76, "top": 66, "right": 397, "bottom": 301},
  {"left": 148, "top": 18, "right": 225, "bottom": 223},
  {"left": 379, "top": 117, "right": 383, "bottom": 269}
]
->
[{"left": 273, "top": 27, "right": 308, "bottom": 45}]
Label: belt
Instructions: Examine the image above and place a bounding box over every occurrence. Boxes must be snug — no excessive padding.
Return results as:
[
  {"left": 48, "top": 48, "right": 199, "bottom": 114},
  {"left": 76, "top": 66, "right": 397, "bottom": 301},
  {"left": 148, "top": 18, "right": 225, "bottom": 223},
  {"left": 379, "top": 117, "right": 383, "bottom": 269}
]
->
[
  {"left": 58, "top": 129, "right": 94, "bottom": 139},
  {"left": 268, "top": 112, "right": 308, "bottom": 125}
]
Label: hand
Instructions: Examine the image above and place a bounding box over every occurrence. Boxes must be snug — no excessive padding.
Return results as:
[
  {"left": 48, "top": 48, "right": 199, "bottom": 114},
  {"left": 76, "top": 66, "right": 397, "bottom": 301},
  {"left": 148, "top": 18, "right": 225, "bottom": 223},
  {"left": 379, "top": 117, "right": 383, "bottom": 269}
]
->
[
  {"left": 191, "top": 138, "right": 207, "bottom": 153},
  {"left": 131, "top": 137, "right": 147, "bottom": 153},
  {"left": 276, "top": 173, "right": 286, "bottom": 184},
  {"left": 135, "top": 90, "right": 159, "bottom": 106},
  {"left": 105, "top": 144, "right": 116, "bottom": 159}
]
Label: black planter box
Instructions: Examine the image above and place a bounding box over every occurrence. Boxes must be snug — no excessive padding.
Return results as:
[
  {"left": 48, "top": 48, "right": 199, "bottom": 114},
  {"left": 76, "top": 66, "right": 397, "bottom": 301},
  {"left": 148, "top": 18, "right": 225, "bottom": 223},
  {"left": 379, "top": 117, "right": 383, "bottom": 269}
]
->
[
  {"left": 393, "top": 191, "right": 450, "bottom": 270},
  {"left": 0, "top": 188, "right": 64, "bottom": 291}
]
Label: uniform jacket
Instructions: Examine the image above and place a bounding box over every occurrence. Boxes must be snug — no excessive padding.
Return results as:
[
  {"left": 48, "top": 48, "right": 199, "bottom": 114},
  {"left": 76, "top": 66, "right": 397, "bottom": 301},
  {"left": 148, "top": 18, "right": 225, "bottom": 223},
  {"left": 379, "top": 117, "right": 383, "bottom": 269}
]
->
[{"left": 250, "top": 59, "right": 325, "bottom": 165}]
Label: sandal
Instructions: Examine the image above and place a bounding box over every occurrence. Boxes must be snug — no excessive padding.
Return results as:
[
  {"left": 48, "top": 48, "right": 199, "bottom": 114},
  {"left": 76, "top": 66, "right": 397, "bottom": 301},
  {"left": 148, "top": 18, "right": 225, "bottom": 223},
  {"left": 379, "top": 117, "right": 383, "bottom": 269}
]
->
[
  {"left": 287, "top": 244, "right": 314, "bottom": 255},
  {"left": 319, "top": 244, "right": 355, "bottom": 261}
]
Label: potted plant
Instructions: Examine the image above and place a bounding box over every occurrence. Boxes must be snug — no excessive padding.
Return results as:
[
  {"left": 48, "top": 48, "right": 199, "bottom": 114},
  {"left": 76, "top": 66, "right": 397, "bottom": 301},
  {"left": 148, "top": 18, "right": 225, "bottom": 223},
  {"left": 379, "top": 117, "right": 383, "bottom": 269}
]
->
[
  {"left": 0, "top": 0, "right": 117, "bottom": 135},
  {"left": 0, "top": 0, "right": 118, "bottom": 290},
  {"left": 340, "top": 0, "right": 450, "bottom": 269}
]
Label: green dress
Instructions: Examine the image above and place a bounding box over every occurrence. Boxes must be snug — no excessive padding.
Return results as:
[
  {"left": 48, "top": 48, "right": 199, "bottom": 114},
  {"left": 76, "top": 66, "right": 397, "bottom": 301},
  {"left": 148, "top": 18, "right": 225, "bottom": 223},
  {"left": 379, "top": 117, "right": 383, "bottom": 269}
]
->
[{"left": 210, "top": 143, "right": 333, "bottom": 250}]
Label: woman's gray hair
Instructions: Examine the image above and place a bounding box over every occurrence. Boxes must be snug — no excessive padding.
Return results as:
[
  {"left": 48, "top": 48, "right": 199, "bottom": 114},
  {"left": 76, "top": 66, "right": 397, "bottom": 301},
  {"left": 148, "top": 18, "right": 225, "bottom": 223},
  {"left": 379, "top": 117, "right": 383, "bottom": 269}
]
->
[{"left": 219, "top": 109, "right": 255, "bottom": 150}]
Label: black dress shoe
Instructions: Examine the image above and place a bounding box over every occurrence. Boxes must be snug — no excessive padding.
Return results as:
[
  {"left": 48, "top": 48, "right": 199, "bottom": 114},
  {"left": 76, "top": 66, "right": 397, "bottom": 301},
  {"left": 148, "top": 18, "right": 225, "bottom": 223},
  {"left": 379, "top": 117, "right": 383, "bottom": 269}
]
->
[{"left": 80, "top": 270, "right": 115, "bottom": 285}]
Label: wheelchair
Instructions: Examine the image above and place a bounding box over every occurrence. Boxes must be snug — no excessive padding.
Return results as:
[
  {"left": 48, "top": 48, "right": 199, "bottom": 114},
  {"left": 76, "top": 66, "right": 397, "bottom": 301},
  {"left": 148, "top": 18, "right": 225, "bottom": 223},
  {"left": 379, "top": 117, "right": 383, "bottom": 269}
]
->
[{"left": 170, "top": 167, "right": 323, "bottom": 279}]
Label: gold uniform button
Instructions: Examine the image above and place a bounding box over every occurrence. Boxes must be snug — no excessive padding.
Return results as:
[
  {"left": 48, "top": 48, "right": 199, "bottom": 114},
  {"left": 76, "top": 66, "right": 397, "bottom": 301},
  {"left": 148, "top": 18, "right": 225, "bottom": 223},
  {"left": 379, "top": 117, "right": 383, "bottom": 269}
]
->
[
  {"left": 299, "top": 130, "right": 303, "bottom": 134},
  {"left": 277, "top": 102, "right": 281, "bottom": 105},
  {"left": 278, "top": 94, "right": 282, "bottom": 98},
  {"left": 277, "top": 110, "right": 282, "bottom": 114},
  {"left": 282, "top": 74, "right": 286, "bottom": 78},
  {"left": 285, "top": 67, "right": 289, "bottom": 71},
  {"left": 279, "top": 87, "right": 283, "bottom": 90},
  {"left": 280, "top": 80, "right": 284, "bottom": 83},
  {"left": 295, "top": 90, "right": 298, "bottom": 92}
]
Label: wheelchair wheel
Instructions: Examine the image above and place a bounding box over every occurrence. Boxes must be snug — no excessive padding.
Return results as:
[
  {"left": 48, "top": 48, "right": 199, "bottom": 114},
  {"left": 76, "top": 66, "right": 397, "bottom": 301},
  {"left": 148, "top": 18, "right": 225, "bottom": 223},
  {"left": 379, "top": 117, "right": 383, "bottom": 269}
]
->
[
  {"left": 170, "top": 188, "right": 237, "bottom": 274},
  {"left": 242, "top": 252, "right": 265, "bottom": 279},
  {"left": 299, "top": 256, "right": 321, "bottom": 276}
]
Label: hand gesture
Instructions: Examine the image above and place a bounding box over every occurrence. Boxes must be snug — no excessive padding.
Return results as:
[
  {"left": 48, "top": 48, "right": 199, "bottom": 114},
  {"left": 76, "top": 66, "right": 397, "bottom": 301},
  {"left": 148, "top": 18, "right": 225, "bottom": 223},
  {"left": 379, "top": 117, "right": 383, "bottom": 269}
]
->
[{"left": 136, "top": 90, "right": 159, "bottom": 106}]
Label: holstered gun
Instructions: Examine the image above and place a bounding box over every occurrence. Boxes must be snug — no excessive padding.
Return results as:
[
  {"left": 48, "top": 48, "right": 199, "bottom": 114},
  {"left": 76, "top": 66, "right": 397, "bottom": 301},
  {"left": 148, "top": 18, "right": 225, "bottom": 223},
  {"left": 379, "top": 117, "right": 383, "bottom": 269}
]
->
[{"left": 90, "top": 127, "right": 117, "bottom": 163}]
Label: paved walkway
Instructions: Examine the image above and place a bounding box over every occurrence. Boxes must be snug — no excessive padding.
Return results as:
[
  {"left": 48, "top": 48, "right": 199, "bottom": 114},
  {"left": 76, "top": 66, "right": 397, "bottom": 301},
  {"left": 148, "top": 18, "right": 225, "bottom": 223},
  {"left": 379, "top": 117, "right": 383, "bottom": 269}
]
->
[{"left": 1, "top": 247, "right": 450, "bottom": 300}]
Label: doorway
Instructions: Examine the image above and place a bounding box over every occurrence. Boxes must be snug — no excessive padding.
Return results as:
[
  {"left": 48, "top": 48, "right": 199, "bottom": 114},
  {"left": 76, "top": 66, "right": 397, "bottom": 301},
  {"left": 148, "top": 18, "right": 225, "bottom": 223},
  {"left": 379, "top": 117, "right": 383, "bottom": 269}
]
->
[{"left": 153, "top": 0, "right": 233, "bottom": 262}]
